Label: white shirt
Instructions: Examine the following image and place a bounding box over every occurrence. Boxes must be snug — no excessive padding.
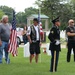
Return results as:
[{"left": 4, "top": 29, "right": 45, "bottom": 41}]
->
[{"left": 27, "top": 25, "right": 40, "bottom": 41}]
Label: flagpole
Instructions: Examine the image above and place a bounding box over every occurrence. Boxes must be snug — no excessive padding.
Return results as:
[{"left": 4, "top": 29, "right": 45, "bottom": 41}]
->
[
  {"left": 38, "top": 7, "right": 41, "bottom": 63},
  {"left": 53, "top": 51, "right": 56, "bottom": 72}
]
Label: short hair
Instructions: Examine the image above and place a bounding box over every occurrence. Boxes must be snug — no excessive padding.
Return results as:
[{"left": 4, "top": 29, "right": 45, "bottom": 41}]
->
[
  {"left": 33, "top": 18, "right": 39, "bottom": 23},
  {"left": 2, "top": 15, "right": 8, "bottom": 20},
  {"left": 68, "top": 19, "right": 74, "bottom": 24}
]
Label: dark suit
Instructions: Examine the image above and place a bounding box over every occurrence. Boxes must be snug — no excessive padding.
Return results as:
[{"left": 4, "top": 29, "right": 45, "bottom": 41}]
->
[{"left": 48, "top": 25, "right": 61, "bottom": 72}]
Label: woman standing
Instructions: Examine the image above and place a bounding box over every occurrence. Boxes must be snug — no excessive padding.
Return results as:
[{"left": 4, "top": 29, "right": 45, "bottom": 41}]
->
[{"left": 22, "top": 25, "right": 28, "bottom": 44}]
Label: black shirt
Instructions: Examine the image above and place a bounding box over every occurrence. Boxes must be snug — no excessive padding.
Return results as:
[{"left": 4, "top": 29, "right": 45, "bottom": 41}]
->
[{"left": 66, "top": 26, "right": 75, "bottom": 41}]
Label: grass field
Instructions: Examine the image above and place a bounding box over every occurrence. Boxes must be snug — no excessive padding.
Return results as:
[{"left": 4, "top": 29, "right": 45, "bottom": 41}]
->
[{"left": 0, "top": 47, "right": 75, "bottom": 75}]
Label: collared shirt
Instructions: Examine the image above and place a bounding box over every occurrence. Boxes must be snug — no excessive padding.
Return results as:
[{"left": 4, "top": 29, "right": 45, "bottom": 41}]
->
[{"left": 27, "top": 25, "right": 40, "bottom": 41}]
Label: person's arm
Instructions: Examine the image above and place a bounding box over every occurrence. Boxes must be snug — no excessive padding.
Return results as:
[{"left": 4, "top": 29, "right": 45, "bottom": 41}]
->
[
  {"left": 66, "top": 27, "right": 75, "bottom": 36},
  {"left": 67, "top": 32, "right": 75, "bottom": 36},
  {"left": 22, "top": 30, "right": 25, "bottom": 35},
  {"left": 27, "top": 35, "right": 32, "bottom": 44}
]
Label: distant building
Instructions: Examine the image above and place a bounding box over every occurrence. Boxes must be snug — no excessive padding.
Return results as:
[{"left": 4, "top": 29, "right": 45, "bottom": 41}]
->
[{"left": 27, "top": 14, "right": 49, "bottom": 31}]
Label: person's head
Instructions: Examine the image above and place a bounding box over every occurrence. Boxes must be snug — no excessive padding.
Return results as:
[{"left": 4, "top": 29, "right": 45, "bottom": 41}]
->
[
  {"left": 52, "top": 16, "right": 60, "bottom": 27},
  {"left": 2, "top": 15, "right": 8, "bottom": 24},
  {"left": 68, "top": 19, "right": 74, "bottom": 26},
  {"left": 24, "top": 25, "right": 27, "bottom": 30},
  {"left": 33, "top": 18, "right": 39, "bottom": 26}
]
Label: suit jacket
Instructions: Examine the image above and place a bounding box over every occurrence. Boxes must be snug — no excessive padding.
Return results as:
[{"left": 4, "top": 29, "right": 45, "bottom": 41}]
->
[{"left": 48, "top": 25, "right": 61, "bottom": 51}]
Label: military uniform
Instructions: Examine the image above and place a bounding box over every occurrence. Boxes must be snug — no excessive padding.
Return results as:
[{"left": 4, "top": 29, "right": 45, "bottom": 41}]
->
[
  {"left": 48, "top": 17, "right": 61, "bottom": 72},
  {"left": 66, "top": 26, "right": 75, "bottom": 62}
]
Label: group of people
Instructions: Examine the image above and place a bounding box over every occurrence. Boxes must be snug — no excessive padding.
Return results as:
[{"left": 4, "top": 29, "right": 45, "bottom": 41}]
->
[
  {"left": 0, "top": 14, "right": 75, "bottom": 73},
  {"left": 48, "top": 17, "right": 75, "bottom": 72},
  {"left": 0, "top": 16, "right": 43, "bottom": 64}
]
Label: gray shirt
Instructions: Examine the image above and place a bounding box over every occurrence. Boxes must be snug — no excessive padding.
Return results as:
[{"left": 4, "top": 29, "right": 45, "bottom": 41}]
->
[{"left": 0, "top": 23, "right": 10, "bottom": 42}]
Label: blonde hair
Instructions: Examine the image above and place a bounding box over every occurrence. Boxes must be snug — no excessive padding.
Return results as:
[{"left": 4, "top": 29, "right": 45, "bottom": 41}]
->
[{"left": 2, "top": 15, "right": 8, "bottom": 20}]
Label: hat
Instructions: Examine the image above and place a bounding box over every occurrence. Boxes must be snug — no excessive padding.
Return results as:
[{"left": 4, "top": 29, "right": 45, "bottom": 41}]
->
[{"left": 52, "top": 16, "right": 60, "bottom": 24}]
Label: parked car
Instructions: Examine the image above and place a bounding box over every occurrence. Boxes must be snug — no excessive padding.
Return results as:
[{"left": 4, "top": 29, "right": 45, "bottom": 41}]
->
[{"left": 16, "top": 27, "right": 23, "bottom": 44}]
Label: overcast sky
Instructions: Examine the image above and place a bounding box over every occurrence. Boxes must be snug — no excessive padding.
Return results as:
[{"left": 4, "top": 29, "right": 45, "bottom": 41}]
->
[{"left": 0, "top": 0, "right": 37, "bottom": 12}]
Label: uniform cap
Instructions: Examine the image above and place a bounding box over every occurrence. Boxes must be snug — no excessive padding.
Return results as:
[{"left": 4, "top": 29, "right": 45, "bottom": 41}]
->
[{"left": 52, "top": 16, "right": 60, "bottom": 24}]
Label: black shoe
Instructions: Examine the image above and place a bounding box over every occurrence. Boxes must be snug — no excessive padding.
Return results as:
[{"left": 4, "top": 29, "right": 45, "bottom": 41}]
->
[
  {"left": 49, "top": 70, "right": 53, "bottom": 72},
  {"left": 67, "top": 61, "right": 70, "bottom": 63}
]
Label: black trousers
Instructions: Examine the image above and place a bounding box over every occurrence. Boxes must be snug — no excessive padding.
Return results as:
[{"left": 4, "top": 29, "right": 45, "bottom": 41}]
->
[
  {"left": 50, "top": 50, "right": 59, "bottom": 72},
  {"left": 67, "top": 41, "right": 75, "bottom": 62}
]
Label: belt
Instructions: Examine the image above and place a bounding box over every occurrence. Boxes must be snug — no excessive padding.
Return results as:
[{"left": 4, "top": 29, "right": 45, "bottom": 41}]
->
[{"left": 32, "top": 40, "right": 40, "bottom": 43}]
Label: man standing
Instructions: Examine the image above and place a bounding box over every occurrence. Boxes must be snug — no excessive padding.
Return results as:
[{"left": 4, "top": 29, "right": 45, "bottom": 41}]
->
[
  {"left": 48, "top": 17, "right": 61, "bottom": 72},
  {"left": 0, "top": 15, "right": 10, "bottom": 64},
  {"left": 66, "top": 19, "right": 75, "bottom": 62},
  {"left": 27, "top": 18, "right": 41, "bottom": 63}
]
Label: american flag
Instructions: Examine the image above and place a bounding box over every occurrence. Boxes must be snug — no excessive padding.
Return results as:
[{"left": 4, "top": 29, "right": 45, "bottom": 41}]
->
[
  {"left": 8, "top": 10, "right": 18, "bottom": 56},
  {"left": 38, "top": 9, "right": 44, "bottom": 40}
]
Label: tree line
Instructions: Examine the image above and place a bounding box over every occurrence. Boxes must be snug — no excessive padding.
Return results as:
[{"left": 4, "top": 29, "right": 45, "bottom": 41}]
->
[
  {"left": 35, "top": 0, "right": 75, "bottom": 30},
  {"left": 0, "top": 0, "right": 75, "bottom": 30}
]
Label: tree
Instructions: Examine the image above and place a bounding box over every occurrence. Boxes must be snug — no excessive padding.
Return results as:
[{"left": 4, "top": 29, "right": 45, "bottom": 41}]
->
[
  {"left": 0, "top": 10, "right": 5, "bottom": 20},
  {"left": 0, "top": 6, "right": 13, "bottom": 23},
  {"left": 35, "top": 0, "right": 73, "bottom": 30},
  {"left": 16, "top": 7, "right": 38, "bottom": 27},
  {"left": 70, "top": 0, "right": 75, "bottom": 19},
  {"left": 24, "top": 7, "right": 38, "bottom": 18}
]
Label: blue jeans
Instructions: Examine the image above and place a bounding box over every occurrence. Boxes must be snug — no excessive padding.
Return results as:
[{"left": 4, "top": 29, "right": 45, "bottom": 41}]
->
[{"left": 0, "top": 41, "right": 10, "bottom": 64}]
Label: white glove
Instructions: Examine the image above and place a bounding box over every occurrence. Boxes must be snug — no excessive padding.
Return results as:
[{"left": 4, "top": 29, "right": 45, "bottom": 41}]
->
[{"left": 55, "top": 40, "right": 60, "bottom": 45}]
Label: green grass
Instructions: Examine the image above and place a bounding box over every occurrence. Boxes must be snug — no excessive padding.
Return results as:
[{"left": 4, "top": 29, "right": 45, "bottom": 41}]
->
[{"left": 0, "top": 47, "right": 75, "bottom": 75}]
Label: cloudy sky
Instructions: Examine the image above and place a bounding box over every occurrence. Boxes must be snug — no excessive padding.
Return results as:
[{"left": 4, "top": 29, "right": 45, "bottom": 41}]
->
[{"left": 0, "top": 0, "right": 37, "bottom": 12}]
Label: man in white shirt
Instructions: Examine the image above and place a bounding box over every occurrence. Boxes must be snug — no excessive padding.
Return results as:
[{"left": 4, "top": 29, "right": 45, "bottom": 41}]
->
[{"left": 27, "top": 18, "right": 41, "bottom": 63}]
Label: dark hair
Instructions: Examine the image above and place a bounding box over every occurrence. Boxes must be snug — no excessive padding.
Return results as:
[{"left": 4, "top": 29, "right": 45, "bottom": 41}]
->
[
  {"left": 33, "top": 18, "right": 39, "bottom": 23},
  {"left": 24, "top": 25, "right": 27, "bottom": 30}
]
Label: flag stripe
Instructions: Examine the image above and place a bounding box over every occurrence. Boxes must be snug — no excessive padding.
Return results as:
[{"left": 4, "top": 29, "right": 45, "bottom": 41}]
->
[
  {"left": 38, "top": 10, "right": 43, "bottom": 33},
  {"left": 38, "top": 9, "right": 44, "bottom": 40},
  {"left": 8, "top": 10, "right": 18, "bottom": 56}
]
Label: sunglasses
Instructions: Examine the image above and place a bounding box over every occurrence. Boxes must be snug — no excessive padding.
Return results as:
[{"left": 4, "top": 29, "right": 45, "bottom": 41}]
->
[{"left": 71, "top": 22, "right": 74, "bottom": 23}]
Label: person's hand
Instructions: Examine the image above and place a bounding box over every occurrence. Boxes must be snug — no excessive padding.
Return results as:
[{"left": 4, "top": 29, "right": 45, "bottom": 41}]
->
[
  {"left": 55, "top": 40, "right": 60, "bottom": 45},
  {"left": 40, "top": 42, "right": 42, "bottom": 46}
]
